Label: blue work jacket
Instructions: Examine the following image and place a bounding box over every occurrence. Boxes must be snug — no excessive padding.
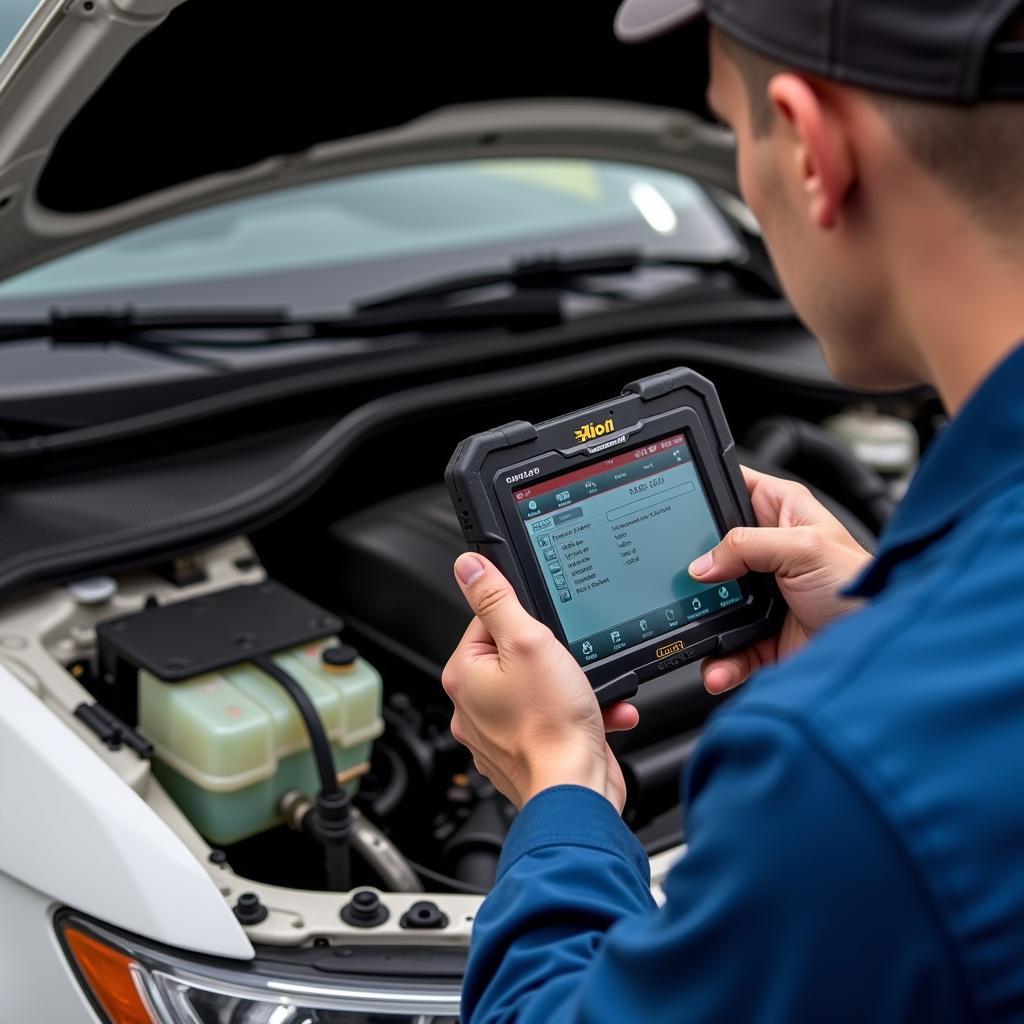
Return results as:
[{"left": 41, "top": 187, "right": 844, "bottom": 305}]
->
[{"left": 463, "top": 345, "right": 1024, "bottom": 1023}]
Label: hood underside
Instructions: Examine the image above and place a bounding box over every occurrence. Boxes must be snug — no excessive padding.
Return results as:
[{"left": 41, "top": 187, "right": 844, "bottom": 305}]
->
[
  {"left": 42, "top": 0, "right": 713, "bottom": 212},
  {"left": 0, "top": 0, "right": 722, "bottom": 284}
]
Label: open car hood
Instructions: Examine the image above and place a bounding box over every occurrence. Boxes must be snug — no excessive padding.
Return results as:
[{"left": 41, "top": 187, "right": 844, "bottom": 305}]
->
[{"left": 0, "top": 0, "right": 733, "bottom": 286}]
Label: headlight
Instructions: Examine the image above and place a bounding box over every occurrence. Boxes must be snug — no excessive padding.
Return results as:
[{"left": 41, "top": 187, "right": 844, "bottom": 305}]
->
[{"left": 58, "top": 913, "right": 462, "bottom": 1024}]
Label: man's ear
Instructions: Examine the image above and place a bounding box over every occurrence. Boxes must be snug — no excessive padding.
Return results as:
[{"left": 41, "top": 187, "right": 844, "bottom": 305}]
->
[{"left": 767, "top": 74, "right": 854, "bottom": 230}]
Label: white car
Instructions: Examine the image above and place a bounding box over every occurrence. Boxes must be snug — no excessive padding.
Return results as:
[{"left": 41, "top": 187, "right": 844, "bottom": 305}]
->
[{"left": 0, "top": 2, "right": 927, "bottom": 1021}]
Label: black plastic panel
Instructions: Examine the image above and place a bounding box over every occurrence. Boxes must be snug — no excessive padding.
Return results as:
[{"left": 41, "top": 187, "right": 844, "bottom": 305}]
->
[{"left": 97, "top": 581, "right": 341, "bottom": 681}]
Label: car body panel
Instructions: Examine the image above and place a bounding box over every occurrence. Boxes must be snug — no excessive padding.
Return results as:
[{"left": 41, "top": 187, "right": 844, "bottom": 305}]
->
[
  {"left": 0, "top": 870, "right": 101, "bottom": 1023},
  {"left": 0, "top": 659, "right": 253, "bottom": 959}
]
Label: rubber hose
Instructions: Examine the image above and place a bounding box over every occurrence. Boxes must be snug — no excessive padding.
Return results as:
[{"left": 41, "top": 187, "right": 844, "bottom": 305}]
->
[
  {"left": 745, "top": 416, "right": 896, "bottom": 534},
  {"left": 253, "top": 654, "right": 339, "bottom": 798},
  {"left": 621, "top": 730, "right": 702, "bottom": 827}
]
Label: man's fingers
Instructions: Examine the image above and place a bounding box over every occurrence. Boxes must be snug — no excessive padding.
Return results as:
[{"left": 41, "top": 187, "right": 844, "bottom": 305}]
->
[
  {"left": 702, "top": 636, "right": 778, "bottom": 694},
  {"left": 442, "top": 615, "right": 496, "bottom": 697},
  {"left": 740, "top": 465, "right": 769, "bottom": 489},
  {"left": 689, "top": 525, "right": 823, "bottom": 583},
  {"left": 743, "top": 465, "right": 845, "bottom": 529},
  {"left": 453, "top": 553, "right": 538, "bottom": 651},
  {"left": 457, "top": 615, "right": 494, "bottom": 651},
  {"left": 701, "top": 652, "right": 754, "bottom": 694},
  {"left": 602, "top": 702, "right": 640, "bottom": 733}
]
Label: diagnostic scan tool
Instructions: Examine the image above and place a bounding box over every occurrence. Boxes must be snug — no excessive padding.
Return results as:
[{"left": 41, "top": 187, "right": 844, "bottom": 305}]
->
[{"left": 446, "top": 368, "right": 783, "bottom": 705}]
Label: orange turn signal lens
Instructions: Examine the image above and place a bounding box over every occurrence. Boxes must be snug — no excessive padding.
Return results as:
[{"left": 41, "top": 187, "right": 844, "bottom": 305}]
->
[{"left": 63, "top": 926, "right": 155, "bottom": 1024}]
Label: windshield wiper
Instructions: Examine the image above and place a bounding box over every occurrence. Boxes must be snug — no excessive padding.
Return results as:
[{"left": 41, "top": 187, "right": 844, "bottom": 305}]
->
[
  {"left": 355, "top": 249, "right": 779, "bottom": 311},
  {"left": 0, "top": 250, "right": 774, "bottom": 351},
  {"left": 0, "top": 295, "right": 564, "bottom": 347}
]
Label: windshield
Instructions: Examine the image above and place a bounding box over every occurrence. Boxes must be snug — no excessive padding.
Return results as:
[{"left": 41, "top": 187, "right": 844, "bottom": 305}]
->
[
  {"left": 0, "top": 158, "right": 746, "bottom": 402},
  {"left": 0, "top": 0, "right": 41, "bottom": 56},
  {"left": 0, "top": 158, "right": 741, "bottom": 316}
]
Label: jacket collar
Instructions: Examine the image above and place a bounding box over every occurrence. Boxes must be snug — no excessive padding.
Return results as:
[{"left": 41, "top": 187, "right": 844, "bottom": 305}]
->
[{"left": 847, "top": 343, "right": 1024, "bottom": 598}]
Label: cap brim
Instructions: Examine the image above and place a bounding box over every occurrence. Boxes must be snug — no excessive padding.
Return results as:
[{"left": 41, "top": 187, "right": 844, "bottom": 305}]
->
[{"left": 614, "top": 0, "right": 705, "bottom": 43}]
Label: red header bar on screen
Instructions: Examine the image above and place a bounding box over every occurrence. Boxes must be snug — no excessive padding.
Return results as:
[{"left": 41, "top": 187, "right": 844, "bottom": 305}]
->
[{"left": 513, "top": 435, "right": 689, "bottom": 502}]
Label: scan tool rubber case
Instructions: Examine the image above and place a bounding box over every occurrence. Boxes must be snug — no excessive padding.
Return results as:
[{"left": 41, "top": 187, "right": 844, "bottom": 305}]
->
[{"left": 446, "top": 368, "right": 783, "bottom": 706}]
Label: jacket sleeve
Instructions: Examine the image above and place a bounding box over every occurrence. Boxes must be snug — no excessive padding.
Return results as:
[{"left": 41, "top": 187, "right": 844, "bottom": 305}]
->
[{"left": 462, "top": 708, "right": 968, "bottom": 1024}]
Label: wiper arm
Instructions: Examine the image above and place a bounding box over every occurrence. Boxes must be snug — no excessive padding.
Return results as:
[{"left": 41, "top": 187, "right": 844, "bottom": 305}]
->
[
  {"left": 356, "top": 249, "right": 779, "bottom": 311},
  {"left": 0, "top": 248, "right": 771, "bottom": 351},
  {"left": 0, "top": 307, "right": 294, "bottom": 343},
  {"left": 0, "top": 296, "right": 563, "bottom": 347}
]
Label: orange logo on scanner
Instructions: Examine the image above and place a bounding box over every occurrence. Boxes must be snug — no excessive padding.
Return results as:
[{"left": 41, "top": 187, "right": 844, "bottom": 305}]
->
[
  {"left": 575, "top": 417, "right": 615, "bottom": 443},
  {"left": 656, "top": 640, "right": 686, "bottom": 660}
]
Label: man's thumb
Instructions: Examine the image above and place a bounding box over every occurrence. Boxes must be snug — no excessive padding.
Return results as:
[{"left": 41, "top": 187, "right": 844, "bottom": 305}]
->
[
  {"left": 689, "top": 526, "right": 818, "bottom": 583},
  {"left": 454, "top": 553, "right": 532, "bottom": 645}
]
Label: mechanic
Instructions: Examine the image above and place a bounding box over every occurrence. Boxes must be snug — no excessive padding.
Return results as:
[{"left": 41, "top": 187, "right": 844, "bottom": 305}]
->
[{"left": 442, "top": 1, "right": 1024, "bottom": 1021}]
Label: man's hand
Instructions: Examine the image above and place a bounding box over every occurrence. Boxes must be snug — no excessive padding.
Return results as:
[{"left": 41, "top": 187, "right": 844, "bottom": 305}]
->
[
  {"left": 442, "top": 553, "right": 639, "bottom": 812},
  {"left": 689, "top": 468, "right": 872, "bottom": 694}
]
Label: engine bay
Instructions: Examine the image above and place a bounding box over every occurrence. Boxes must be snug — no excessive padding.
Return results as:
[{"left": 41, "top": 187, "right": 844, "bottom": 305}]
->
[{"left": 0, "top": 352, "right": 934, "bottom": 950}]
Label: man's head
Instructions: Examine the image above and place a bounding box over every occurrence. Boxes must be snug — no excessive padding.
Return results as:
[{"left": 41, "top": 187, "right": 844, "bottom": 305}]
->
[{"left": 617, "top": 0, "right": 1024, "bottom": 396}]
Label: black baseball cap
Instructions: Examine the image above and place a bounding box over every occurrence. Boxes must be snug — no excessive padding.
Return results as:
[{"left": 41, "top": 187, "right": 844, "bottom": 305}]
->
[{"left": 614, "top": 0, "right": 1024, "bottom": 102}]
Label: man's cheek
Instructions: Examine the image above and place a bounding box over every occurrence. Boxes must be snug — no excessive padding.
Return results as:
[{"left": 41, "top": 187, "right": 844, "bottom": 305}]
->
[
  {"left": 739, "top": 150, "right": 790, "bottom": 265},
  {"left": 736, "top": 148, "right": 768, "bottom": 225}
]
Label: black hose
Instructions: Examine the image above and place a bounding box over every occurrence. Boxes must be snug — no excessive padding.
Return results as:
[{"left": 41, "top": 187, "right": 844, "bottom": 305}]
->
[
  {"left": 442, "top": 797, "right": 511, "bottom": 891},
  {"left": 252, "top": 654, "right": 353, "bottom": 890},
  {"left": 406, "top": 859, "right": 487, "bottom": 895},
  {"left": 745, "top": 416, "right": 896, "bottom": 534},
  {"left": 313, "top": 791, "right": 352, "bottom": 892},
  {"left": 252, "top": 654, "right": 338, "bottom": 798},
  {"left": 621, "top": 730, "right": 702, "bottom": 828}
]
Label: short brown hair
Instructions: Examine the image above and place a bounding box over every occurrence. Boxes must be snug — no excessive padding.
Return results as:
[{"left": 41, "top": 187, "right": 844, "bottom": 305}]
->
[{"left": 721, "top": 20, "right": 1024, "bottom": 235}]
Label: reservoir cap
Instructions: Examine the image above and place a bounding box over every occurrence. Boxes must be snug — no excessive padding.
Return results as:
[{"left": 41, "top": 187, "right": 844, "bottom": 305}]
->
[
  {"left": 68, "top": 577, "right": 117, "bottom": 606},
  {"left": 322, "top": 644, "right": 359, "bottom": 670}
]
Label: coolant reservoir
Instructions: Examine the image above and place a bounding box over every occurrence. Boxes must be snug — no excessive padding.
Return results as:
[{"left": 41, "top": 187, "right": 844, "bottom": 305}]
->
[
  {"left": 138, "top": 640, "right": 383, "bottom": 845},
  {"left": 823, "top": 408, "right": 919, "bottom": 477}
]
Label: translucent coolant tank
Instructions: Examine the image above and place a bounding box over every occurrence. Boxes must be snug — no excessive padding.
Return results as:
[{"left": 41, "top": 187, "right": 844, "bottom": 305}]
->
[{"left": 138, "top": 639, "right": 383, "bottom": 845}]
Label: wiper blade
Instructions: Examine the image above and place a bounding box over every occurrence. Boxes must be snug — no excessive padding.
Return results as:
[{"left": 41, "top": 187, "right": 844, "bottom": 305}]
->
[
  {"left": 0, "top": 296, "right": 563, "bottom": 347},
  {"left": 0, "top": 248, "right": 771, "bottom": 351},
  {"left": 0, "top": 307, "right": 295, "bottom": 343},
  {"left": 356, "top": 249, "right": 779, "bottom": 311}
]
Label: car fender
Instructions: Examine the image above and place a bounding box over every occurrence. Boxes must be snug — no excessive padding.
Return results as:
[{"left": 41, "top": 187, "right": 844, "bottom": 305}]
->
[{"left": 0, "top": 661, "right": 252, "bottom": 959}]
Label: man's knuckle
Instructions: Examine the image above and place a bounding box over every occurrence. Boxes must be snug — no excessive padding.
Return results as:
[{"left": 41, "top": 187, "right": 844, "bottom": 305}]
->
[
  {"left": 449, "top": 714, "right": 466, "bottom": 746},
  {"left": 508, "top": 622, "right": 549, "bottom": 658},
  {"left": 725, "top": 527, "right": 751, "bottom": 554},
  {"left": 440, "top": 664, "right": 459, "bottom": 699},
  {"left": 786, "top": 480, "right": 814, "bottom": 503},
  {"left": 793, "top": 527, "right": 825, "bottom": 561},
  {"left": 473, "top": 585, "right": 509, "bottom": 620},
  {"left": 505, "top": 632, "right": 532, "bottom": 658}
]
